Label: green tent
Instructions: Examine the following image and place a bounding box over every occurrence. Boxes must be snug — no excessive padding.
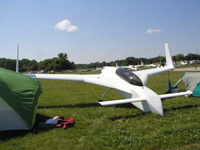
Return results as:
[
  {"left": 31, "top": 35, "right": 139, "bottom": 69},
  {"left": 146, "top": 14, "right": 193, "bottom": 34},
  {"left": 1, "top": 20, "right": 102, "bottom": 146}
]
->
[
  {"left": 181, "top": 72, "right": 200, "bottom": 97},
  {"left": 169, "top": 72, "right": 200, "bottom": 97},
  {"left": 0, "top": 68, "right": 42, "bottom": 131},
  {"left": 193, "top": 82, "right": 200, "bottom": 97}
]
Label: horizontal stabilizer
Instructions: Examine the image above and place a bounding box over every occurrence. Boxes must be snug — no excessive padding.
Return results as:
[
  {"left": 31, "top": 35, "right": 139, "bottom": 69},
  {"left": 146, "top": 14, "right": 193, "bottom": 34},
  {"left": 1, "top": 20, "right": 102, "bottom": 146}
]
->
[
  {"left": 159, "top": 90, "right": 192, "bottom": 99},
  {"left": 99, "top": 98, "right": 145, "bottom": 106}
]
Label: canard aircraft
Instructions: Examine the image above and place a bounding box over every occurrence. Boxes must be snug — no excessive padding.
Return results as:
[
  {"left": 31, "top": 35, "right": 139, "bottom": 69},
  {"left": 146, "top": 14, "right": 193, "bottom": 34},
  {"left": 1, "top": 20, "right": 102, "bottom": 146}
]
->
[{"left": 27, "top": 44, "right": 192, "bottom": 115}]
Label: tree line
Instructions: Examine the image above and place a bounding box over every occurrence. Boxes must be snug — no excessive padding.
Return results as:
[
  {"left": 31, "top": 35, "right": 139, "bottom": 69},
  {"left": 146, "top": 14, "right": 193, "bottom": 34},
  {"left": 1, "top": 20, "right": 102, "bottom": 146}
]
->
[
  {"left": 0, "top": 53, "right": 199, "bottom": 72},
  {"left": 76, "top": 53, "right": 200, "bottom": 69},
  {"left": 0, "top": 53, "right": 75, "bottom": 72}
]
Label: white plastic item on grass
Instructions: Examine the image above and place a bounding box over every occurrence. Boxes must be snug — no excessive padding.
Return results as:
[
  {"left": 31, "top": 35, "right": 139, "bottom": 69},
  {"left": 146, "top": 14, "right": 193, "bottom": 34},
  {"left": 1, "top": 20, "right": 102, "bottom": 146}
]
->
[{"left": 45, "top": 116, "right": 59, "bottom": 125}]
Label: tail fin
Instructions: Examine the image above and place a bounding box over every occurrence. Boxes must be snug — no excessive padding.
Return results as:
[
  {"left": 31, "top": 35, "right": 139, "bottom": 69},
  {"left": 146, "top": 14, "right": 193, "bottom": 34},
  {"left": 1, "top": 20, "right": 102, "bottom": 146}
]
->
[
  {"left": 16, "top": 44, "right": 19, "bottom": 73},
  {"left": 134, "top": 43, "right": 175, "bottom": 78},
  {"left": 116, "top": 62, "right": 118, "bottom": 67},
  {"left": 165, "top": 43, "right": 174, "bottom": 68}
]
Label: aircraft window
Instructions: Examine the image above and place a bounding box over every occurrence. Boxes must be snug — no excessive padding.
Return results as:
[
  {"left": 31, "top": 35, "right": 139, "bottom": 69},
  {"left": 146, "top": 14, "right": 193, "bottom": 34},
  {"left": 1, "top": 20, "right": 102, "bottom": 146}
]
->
[{"left": 116, "top": 68, "right": 143, "bottom": 86}]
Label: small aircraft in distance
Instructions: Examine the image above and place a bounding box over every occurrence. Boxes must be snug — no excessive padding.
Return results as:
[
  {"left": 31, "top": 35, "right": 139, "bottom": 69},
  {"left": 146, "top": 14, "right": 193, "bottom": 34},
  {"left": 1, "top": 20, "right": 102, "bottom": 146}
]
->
[
  {"left": 117, "top": 64, "right": 138, "bottom": 71},
  {"left": 145, "top": 64, "right": 157, "bottom": 68},
  {"left": 27, "top": 44, "right": 192, "bottom": 115},
  {"left": 116, "top": 61, "right": 144, "bottom": 71}
]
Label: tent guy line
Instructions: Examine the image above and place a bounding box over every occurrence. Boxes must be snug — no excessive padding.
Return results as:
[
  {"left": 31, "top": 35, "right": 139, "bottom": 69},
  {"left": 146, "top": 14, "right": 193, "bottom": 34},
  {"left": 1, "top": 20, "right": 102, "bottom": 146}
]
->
[{"left": 26, "top": 43, "right": 192, "bottom": 116}]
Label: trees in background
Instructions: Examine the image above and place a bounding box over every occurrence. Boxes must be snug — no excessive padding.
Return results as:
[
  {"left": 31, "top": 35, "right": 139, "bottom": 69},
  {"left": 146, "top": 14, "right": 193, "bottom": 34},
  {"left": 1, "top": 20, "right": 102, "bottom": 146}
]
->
[
  {"left": 185, "top": 53, "right": 199, "bottom": 61},
  {"left": 38, "top": 53, "right": 75, "bottom": 71},
  {"left": 20, "top": 59, "right": 38, "bottom": 72},
  {"left": 0, "top": 52, "right": 199, "bottom": 71},
  {"left": 173, "top": 54, "right": 185, "bottom": 61},
  {"left": 76, "top": 53, "right": 200, "bottom": 69},
  {"left": 0, "top": 58, "right": 16, "bottom": 71},
  {"left": 0, "top": 53, "right": 75, "bottom": 72}
]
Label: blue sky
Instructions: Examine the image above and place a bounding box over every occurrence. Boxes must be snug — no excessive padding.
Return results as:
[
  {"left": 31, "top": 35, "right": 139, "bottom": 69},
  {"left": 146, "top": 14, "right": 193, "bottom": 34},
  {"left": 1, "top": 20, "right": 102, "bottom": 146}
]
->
[{"left": 1, "top": 0, "right": 200, "bottom": 63}]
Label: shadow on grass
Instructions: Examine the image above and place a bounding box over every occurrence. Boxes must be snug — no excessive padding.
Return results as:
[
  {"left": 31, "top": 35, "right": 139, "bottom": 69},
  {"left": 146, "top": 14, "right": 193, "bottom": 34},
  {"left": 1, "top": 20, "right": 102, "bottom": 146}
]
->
[
  {"left": 38, "top": 102, "right": 136, "bottom": 109},
  {"left": 115, "top": 103, "right": 135, "bottom": 109},
  {"left": 38, "top": 102, "right": 101, "bottom": 109},
  {"left": 109, "top": 104, "right": 200, "bottom": 121},
  {"left": 108, "top": 112, "right": 147, "bottom": 121},
  {"left": 0, "top": 113, "right": 53, "bottom": 142},
  {"left": 164, "top": 104, "right": 200, "bottom": 113}
]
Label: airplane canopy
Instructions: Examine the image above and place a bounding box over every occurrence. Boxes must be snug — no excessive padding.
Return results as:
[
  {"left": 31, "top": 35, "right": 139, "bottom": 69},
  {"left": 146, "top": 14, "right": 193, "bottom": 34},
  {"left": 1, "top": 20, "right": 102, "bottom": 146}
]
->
[{"left": 116, "top": 68, "right": 143, "bottom": 86}]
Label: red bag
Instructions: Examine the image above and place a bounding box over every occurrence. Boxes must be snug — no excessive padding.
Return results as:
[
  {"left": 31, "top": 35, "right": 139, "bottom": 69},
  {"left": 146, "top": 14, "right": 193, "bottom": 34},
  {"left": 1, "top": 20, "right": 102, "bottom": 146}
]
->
[{"left": 56, "top": 117, "right": 74, "bottom": 129}]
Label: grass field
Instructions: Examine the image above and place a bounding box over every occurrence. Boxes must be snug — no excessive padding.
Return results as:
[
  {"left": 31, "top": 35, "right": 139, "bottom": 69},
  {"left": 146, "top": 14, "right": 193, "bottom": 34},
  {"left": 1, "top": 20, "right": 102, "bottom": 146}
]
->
[{"left": 1, "top": 71, "right": 200, "bottom": 150}]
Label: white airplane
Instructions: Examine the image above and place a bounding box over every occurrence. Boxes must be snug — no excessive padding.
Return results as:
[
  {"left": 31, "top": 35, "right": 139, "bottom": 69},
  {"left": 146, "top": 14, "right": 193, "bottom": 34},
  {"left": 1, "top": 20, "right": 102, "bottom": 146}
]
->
[
  {"left": 16, "top": 44, "right": 19, "bottom": 73},
  {"left": 145, "top": 64, "right": 157, "bottom": 68},
  {"left": 127, "top": 65, "right": 138, "bottom": 71},
  {"left": 117, "top": 65, "right": 138, "bottom": 71},
  {"left": 136, "top": 61, "right": 144, "bottom": 68},
  {"left": 27, "top": 44, "right": 192, "bottom": 116}
]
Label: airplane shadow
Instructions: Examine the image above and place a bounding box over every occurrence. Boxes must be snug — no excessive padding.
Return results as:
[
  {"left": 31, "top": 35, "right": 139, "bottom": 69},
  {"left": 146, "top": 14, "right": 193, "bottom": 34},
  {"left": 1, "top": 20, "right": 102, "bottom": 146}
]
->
[
  {"left": 38, "top": 102, "right": 101, "bottom": 109},
  {"left": 0, "top": 113, "right": 53, "bottom": 142},
  {"left": 115, "top": 103, "right": 135, "bottom": 109},
  {"left": 38, "top": 102, "right": 137, "bottom": 110},
  {"left": 108, "top": 112, "right": 147, "bottom": 121},
  {"left": 108, "top": 104, "right": 200, "bottom": 121},
  {"left": 37, "top": 103, "right": 200, "bottom": 123},
  {"left": 164, "top": 104, "right": 200, "bottom": 113}
]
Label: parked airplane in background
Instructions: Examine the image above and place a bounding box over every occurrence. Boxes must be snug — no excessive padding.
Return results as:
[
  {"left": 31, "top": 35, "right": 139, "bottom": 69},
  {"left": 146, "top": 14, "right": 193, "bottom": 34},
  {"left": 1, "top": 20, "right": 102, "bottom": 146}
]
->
[
  {"left": 116, "top": 61, "right": 144, "bottom": 71},
  {"left": 117, "top": 64, "right": 138, "bottom": 71},
  {"left": 136, "top": 61, "right": 144, "bottom": 68},
  {"left": 26, "top": 44, "right": 192, "bottom": 116},
  {"left": 145, "top": 64, "right": 157, "bottom": 68}
]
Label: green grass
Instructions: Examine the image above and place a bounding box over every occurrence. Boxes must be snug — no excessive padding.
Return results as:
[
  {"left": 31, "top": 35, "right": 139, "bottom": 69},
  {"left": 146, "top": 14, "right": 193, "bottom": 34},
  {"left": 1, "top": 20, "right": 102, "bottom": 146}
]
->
[{"left": 1, "top": 71, "right": 200, "bottom": 150}]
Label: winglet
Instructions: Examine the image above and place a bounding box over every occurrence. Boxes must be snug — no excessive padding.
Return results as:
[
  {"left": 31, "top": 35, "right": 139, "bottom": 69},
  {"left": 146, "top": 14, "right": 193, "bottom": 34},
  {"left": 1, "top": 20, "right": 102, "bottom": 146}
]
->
[
  {"left": 164, "top": 43, "right": 174, "bottom": 68},
  {"left": 16, "top": 44, "right": 19, "bottom": 73}
]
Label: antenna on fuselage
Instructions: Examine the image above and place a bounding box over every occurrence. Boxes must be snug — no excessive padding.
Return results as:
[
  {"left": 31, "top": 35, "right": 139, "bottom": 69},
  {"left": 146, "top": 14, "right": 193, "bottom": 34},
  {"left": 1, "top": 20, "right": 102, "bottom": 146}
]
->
[{"left": 16, "top": 44, "right": 19, "bottom": 72}]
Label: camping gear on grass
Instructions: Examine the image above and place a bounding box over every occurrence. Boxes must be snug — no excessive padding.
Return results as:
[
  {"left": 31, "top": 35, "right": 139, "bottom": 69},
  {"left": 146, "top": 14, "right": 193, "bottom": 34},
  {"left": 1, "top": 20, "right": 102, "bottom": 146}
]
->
[
  {"left": 56, "top": 117, "right": 74, "bottom": 129},
  {"left": 182, "top": 72, "right": 200, "bottom": 97},
  {"left": 0, "top": 68, "right": 42, "bottom": 131},
  {"left": 45, "top": 116, "right": 59, "bottom": 125},
  {"left": 44, "top": 116, "right": 74, "bottom": 129},
  {"left": 170, "top": 72, "right": 200, "bottom": 97},
  {"left": 167, "top": 79, "right": 179, "bottom": 93}
]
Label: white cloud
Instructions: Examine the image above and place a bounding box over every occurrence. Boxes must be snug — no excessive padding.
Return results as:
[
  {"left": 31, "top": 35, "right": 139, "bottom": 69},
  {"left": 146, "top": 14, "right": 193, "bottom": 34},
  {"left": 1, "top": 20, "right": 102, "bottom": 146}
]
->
[
  {"left": 145, "top": 28, "right": 162, "bottom": 34},
  {"left": 55, "top": 19, "right": 78, "bottom": 32}
]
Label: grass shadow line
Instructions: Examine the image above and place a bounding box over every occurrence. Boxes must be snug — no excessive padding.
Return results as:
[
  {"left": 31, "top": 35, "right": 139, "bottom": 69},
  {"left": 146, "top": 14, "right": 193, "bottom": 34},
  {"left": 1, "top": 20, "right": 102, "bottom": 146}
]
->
[
  {"left": 109, "top": 104, "right": 200, "bottom": 121},
  {"left": 38, "top": 102, "right": 136, "bottom": 110},
  {"left": 164, "top": 104, "right": 200, "bottom": 113},
  {"left": 114, "top": 103, "right": 135, "bottom": 109},
  {"left": 108, "top": 112, "right": 147, "bottom": 121},
  {"left": 38, "top": 102, "right": 101, "bottom": 109}
]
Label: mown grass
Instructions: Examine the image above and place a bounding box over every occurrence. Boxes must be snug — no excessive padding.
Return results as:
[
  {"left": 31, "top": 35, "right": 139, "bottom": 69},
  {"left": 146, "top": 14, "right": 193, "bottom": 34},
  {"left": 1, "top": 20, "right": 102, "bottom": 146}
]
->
[{"left": 0, "top": 71, "right": 200, "bottom": 150}]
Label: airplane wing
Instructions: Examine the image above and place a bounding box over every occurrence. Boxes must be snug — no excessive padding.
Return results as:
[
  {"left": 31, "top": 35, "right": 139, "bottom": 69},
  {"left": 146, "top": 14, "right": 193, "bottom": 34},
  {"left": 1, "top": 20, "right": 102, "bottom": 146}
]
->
[
  {"left": 27, "top": 73, "right": 91, "bottom": 82},
  {"left": 99, "top": 97, "right": 145, "bottom": 106},
  {"left": 99, "top": 90, "right": 192, "bottom": 106},
  {"left": 26, "top": 68, "right": 132, "bottom": 94},
  {"left": 159, "top": 90, "right": 192, "bottom": 99},
  {"left": 134, "top": 43, "right": 174, "bottom": 77}
]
